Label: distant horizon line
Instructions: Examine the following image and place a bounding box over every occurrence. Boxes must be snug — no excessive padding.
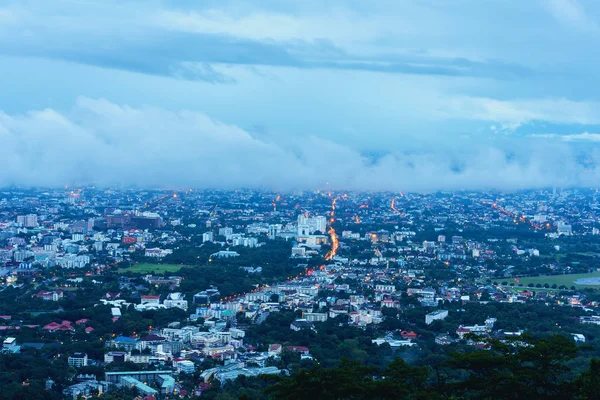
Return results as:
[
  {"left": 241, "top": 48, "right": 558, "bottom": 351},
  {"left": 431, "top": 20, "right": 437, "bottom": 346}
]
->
[{"left": 0, "top": 185, "right": 586, "bottom": 194}]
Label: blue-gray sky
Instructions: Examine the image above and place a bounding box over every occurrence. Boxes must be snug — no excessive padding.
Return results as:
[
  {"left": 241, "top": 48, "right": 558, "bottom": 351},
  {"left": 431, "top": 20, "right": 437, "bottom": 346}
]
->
[{"left": 1, "top": 0, "right": 600, "bottom": 190}]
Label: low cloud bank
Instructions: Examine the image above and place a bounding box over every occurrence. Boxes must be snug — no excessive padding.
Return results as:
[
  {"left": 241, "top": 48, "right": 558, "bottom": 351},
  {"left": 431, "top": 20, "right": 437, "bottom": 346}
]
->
[{"left": 0, "top": 97, "right": 597, "bottom": 191}]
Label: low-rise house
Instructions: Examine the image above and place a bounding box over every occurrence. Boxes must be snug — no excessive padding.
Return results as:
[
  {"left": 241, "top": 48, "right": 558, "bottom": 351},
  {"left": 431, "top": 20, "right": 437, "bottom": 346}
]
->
[
  {"left": 456, "top": 324, "right": 487, "bottom": 339},
  {"left": 268, "top": 344, "right": 282, "bottom": 357},
  {"left": 144, "top": 248, "right": 173, "bottom": 258},
  {"left": 400, "top": 331, "right": 419, "bottom": 340},
  {"left": 140, "top": 295, "right": 161, "bottom": 305},
  {"left": 163, "top": 292, "right": 188, "bottom": 311},
  {"left": 32, "top": 290, "right": 63, "bottom": 301},
  {"left": 63, "top": 381, "right": 107, "bottom": 399},
  {"left": 285, "top": 346, "right": 310, "bottom": 355},
  {"left": 107, "top": 336, "right": 141, "bottom": 351},
  {"left": 290, "top": 319, "right": 315, "bottom": 332},
  {"left": 68, "top": 352, "right": 88, "bottom": 368},
  {"left": 43, "top": 320, "right": 75, "bottom": 332},
  {"left": 572, "top": 333, "right": 586, "bottom": 343},
  {"left": 381, "top": 299, "right": 400, "bottom": 308},
  {"left": 426, "top": 310, "right": 449, "bottom": 325},
  {"left": 581, "top": 316, "right": 600, "bottom": 325},
  {"left": 174, "top": 359, "right": 195, "bottom": 374},
  {"left": 304, "top": 312, "right": 328, "bottom": 322}
]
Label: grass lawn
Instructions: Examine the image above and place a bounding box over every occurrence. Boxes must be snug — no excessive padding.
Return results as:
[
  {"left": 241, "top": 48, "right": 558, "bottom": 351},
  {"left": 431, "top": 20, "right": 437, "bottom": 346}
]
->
[
  {"left": 117, "top": 263, "right": 185, "bottom": 274},
  {"left": 502, "top": 270, "right": 600, "bottom": 289},
  {"left": 541, "top": 252, "right": 600, "bottom": 261},
  {"left": 48, "top": 286, "right": 78, "bottom": 291}
]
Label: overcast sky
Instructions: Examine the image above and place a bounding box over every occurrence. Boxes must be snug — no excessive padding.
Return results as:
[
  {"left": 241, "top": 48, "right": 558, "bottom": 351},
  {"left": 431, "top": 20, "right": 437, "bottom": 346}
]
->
[{"left": 1, "top": 0, "right": 600, "bottom": 190}]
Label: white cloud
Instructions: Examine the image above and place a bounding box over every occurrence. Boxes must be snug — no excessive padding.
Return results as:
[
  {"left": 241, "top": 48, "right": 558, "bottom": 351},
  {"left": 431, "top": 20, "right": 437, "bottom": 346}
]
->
[
  {"left": 564, "top": 132, "right": 600, "bottom": 141},
  {"left": 152, "top": 7, "right": 437, "bottom": 50},
  {"left": 0, "top": 98, "right": 597, "bottom": 191},
  {"left": 0, "top": 8, "right": 15, "bottom": 22},
  {"left": 530, "top": 132, "right": 600, "bottom": 142},
  {"left": 439, "top": 96, "right": 600, "bottom": 127},
  {"left": 545, "top": 0, "right": 599, "bottom": 32},
  {"left": 155, "top": 9, "right": 361, "bottom": 45}
]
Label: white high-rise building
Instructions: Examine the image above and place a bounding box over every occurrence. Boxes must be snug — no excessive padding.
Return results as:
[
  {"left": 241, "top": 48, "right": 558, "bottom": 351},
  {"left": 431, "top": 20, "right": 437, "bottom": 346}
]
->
[
  {"left": 297, "top": 215, "right": 327, "bottom": 236},
  {"left": 313, "top": 216, "right": 327, "bottom": 234},
  {"left": 298, "top": 214, "right": 309, "bottom": 226},
  {"left": 557, "top": 222, "right": 572, "bottom": 235},
  {"left": 202, "top": 232, "right": 214, "bottom": 242},
  {"left": 298, "top": 224, "right": 310, "bottom": 237},
  {"left": 26, "top": 214, "right": 38, "bottom": 227},
  {"left": 268, "top": 224, "right": 282, "bottom": 239},
  {"left": 17, "top": 214, "right": 38, "bottom": 228},
  {"left": 219, "top": 227, "right": 233, "bottom": 237},
  {"left": 68, "top": 353, "right": 88, "bottom": 368}
]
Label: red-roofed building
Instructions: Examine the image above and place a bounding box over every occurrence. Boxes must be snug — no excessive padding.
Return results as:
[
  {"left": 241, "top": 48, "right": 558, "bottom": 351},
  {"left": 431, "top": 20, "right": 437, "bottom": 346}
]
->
[
  {"left": 140, "top": 295, "right": 160, "bottom": 305},
  {"left": 456, "top": 327, "right": 469, "bottom": 338},
  {"left": 32, "top": 290, "right": 63, "bottom": 301},
  {"left": 285, "top": 346, "right": 309, "bottom": 354},
  {"left": 456, "top": 324, "right": 486, "bottom": 339},
  {"left": 43, "top": 320, "right": 74, "bottom": 332},
  {"left": 400, "top": 331, "right": 419, "bottom": 339},
  {"left": 103, "top": 292, "right": 121, "bottom": 300},
  {"left": 76, "top": 318, "right": 89, "bottom": 325},
  {"left": 0, "top": 326, "right": 19, "bottom": 331},
  {"left": 381, "top": 299, "right": 400, "bottom": 308},
  {"left": 85, "top": 327, "right": 95, "bottom": 333},
  {"left": 268, "top": 343, "right": 282, "bottom": 356}
]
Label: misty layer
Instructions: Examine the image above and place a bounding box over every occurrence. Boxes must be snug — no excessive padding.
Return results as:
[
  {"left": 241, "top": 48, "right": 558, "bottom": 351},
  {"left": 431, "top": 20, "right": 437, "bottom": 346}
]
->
[{"left": 0, "top": 97, "right": 598, "bottom": 191}]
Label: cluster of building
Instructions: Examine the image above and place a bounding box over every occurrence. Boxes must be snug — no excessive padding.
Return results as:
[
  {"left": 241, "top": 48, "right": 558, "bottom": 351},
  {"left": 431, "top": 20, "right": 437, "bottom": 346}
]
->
[{"left": 2, "top": 188, "right": 600, "bottom": 397}]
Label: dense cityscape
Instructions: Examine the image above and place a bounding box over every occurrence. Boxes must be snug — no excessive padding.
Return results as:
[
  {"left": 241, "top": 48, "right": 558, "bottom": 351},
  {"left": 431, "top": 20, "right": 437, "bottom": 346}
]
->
[{"left": 0, "top": 187, "right": 599, "bottom": 398}]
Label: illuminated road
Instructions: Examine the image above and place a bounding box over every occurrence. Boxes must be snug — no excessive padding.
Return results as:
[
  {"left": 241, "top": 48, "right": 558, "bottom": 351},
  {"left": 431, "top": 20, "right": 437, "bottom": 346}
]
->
[
  {"left": 272, "top": 195, "right": 281, "bottom": 211},
  {"left": 141, "top": 193, "right": 177, "bottom": 211},
  {"left": 391, "top": 196, "right": 405, "bottom": 217},
  {"left": 483, "top": 200, "right": 548, "bottom": 230},
  {"left": 325, "top": 197, "right": 339, "bottom": 261}
]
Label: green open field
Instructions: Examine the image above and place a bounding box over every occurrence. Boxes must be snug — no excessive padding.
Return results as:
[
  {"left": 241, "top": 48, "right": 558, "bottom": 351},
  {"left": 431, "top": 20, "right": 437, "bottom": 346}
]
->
[
  {"left": 117, "top": 263, "right": 185, "bottom": 274},
  {"left": 504, "top": 270, "right": 600, "bottom": 289}
]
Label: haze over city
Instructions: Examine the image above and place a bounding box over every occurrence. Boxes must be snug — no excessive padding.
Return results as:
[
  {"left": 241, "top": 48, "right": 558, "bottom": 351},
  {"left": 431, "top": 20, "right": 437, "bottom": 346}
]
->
[{"left": 1, "top": 0, "right": 600, "bottom": 189}]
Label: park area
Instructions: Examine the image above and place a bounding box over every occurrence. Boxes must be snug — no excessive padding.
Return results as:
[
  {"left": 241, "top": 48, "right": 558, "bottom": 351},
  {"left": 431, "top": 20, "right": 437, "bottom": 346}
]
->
[
  {"left": 508, "top": 270, "right": 600, "bottom": 289},
  {"left": 117, "top": 263, "right": 184, "bottom": 274}
]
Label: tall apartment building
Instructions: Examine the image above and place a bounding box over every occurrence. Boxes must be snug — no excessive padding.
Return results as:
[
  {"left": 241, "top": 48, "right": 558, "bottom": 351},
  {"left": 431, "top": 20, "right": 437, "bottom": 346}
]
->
[
  {"left": 17, "top": 214, "right": 38, "bottom": 228},
  {"left": 297, "top": 215, "right": 327, "bottom": 236}
]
